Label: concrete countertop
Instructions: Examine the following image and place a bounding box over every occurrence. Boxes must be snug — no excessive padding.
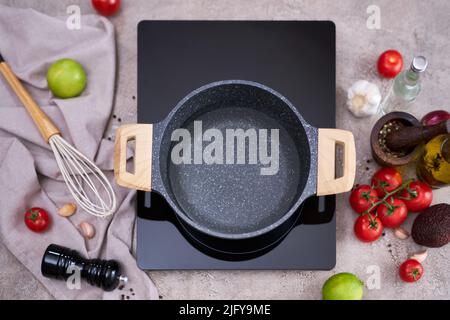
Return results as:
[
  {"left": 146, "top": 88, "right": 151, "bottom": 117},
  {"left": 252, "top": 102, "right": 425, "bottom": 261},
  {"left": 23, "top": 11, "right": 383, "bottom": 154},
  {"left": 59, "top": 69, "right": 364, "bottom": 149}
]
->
[{"left": 0, "top": 0, "right": 449, "bottom": 300}]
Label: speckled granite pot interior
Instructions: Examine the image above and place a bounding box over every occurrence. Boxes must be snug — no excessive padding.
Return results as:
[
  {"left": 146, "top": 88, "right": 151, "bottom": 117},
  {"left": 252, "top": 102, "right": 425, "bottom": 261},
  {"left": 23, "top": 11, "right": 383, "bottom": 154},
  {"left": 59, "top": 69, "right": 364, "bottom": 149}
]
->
[{"left": 150, "top": 80, "right": 318, "bottom": 240}]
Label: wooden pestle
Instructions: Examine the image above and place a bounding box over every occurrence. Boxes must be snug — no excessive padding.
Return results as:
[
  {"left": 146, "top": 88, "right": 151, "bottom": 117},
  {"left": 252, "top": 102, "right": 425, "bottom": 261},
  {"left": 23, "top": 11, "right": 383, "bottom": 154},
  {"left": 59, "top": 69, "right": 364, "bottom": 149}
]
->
[{"left": 386, "top": 119, "right": 450, "bottom": 151}]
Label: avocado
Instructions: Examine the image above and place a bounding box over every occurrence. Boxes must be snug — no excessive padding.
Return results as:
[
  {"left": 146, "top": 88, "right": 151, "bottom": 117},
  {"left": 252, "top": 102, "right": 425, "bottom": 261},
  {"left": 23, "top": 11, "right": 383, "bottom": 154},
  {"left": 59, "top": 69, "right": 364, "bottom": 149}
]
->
[{"left": 412, "top": 203, "right": 450, "bottom": 248}]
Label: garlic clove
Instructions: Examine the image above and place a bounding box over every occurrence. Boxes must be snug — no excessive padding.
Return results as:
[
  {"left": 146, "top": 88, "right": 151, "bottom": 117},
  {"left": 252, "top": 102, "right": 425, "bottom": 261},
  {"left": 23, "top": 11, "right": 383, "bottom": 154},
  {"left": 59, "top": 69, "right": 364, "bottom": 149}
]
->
[
  {"left": 347, "top": 80, "right": 381, "bottom": 118},
  {"left": 394, "top": 227, "right": 410, "bottom": 240},
  {"left": 79, "top": 221, "right": 95, "bottom": 239},
  {"left": 410, "top": 249, "right": 428, "bottom": 263},
  {"left": 58, "top": 203, "right": 77, "bottom": 217}
]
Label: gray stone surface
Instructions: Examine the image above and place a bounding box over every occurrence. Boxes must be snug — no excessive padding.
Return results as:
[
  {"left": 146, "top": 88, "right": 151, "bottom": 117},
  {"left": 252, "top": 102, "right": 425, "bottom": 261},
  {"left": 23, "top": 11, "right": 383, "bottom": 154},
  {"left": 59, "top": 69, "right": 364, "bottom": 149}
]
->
[{"left": 0, "top": 0, "right": 449, "bottom": 300}]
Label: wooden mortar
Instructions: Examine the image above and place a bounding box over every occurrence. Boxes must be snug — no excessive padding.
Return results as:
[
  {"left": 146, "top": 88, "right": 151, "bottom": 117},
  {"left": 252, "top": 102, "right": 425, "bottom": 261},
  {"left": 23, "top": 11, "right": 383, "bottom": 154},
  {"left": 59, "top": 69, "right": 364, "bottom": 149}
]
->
[{"left": 371, "top": 112, "right": 421, "bottom": 167}]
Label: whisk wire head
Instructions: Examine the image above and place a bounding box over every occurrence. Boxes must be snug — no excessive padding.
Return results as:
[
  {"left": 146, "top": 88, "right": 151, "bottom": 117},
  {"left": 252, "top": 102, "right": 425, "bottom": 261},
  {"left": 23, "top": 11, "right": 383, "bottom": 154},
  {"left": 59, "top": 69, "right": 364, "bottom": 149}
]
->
[{"left": 49, "top": 135, "right": 117, "bottom": 217}]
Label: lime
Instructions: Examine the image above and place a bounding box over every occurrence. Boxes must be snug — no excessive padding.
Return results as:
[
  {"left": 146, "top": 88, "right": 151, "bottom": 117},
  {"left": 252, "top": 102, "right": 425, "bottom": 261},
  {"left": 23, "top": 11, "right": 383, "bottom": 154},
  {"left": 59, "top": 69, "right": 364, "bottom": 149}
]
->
[
  {"left": 322, "top": 272, "right": 364, "bottom": 300},
  {"left": 47, "top": 58, "right": 87, "bottom": 99}
]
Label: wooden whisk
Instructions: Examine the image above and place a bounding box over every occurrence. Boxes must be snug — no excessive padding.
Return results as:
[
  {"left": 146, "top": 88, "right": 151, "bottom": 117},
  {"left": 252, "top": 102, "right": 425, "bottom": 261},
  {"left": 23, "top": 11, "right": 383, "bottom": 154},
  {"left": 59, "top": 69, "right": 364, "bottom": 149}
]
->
[{"left": 0, "top": 53, "right": 116, "bottom": 217}]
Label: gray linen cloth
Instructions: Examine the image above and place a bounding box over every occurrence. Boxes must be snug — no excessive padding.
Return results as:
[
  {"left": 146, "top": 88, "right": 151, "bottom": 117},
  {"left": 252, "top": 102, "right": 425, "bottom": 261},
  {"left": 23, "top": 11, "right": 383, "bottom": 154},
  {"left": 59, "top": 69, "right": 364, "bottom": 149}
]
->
[{"left": 0, "top": 5, "right": 158, "bottom": 300}]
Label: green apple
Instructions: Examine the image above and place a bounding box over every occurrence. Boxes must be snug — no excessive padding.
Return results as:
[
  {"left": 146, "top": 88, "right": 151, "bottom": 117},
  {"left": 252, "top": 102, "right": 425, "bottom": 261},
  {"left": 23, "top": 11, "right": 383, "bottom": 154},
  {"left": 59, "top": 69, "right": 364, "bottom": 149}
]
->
[
  {"left": 322, "top": 272, "right": 364, "bottom": 300},
  {"left": 47, "top": 58, "right": 87, "bottom": 99}
]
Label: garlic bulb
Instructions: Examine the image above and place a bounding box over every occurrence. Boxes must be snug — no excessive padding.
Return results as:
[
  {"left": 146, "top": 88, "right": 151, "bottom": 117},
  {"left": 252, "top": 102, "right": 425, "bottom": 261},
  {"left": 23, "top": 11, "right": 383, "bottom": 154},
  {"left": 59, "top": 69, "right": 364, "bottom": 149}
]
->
[{"left": 347, "top": 80, "right": 382, "bottom": 117}]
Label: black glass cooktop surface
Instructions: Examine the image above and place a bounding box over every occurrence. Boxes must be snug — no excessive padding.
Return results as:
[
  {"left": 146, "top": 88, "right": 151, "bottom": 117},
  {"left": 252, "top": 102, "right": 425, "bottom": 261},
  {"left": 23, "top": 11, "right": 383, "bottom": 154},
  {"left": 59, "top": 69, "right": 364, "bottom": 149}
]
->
[{"left": 137, "top": 21, "right": 336, "bottom": 269}]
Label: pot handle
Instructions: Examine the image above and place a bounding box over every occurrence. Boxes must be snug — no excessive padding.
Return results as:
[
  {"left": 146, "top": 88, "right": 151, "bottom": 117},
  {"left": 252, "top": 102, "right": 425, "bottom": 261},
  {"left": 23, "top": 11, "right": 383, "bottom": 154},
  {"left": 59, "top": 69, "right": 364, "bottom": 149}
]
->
[
  {"left": 317, "top": 129, "right": 356, "bottom": 196},
  {"left": 114, "top": 124, "right": 153, "bottom": 191}
]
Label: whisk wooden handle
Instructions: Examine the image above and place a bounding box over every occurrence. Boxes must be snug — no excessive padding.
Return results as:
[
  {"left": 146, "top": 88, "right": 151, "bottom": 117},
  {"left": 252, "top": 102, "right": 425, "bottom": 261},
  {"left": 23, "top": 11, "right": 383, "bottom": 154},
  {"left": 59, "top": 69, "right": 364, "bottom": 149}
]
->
[{"left": 0, "top": 56, "right": 60, "bottom": 143}]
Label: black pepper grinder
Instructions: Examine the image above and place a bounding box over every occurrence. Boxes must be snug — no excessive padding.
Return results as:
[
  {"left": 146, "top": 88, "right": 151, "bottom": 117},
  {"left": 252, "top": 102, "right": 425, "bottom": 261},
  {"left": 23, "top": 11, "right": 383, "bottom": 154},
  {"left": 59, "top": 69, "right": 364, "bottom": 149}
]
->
[{"left": 41, "top": 244, "right": 127, "bottom": 291}]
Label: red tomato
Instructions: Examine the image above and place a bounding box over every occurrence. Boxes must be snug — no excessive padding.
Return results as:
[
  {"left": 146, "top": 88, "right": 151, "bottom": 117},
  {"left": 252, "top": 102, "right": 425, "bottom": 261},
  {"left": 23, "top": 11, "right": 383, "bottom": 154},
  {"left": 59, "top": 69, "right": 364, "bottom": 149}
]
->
[
  {"left": 399, "top": 181, "right": 433, "bottom": 212},
  {"left": 377, "top": 50, "right": 403, "bottom": 78},
  {"left": 399, "top": 259, "right": 424, "bottom": 283},
  {"left": 24, "top": 207, "right": 50, "bottom": 232},
  {"left": 92, "top": 0, "right": 121, "bottom": 16},
  {"left": 371, "top": 167, "right": 403, "bottom": 197},
  {"left": 376, "top": 197, "right": 408, "bottom": 228},
  {"left": 354, "top": 214, "right": 383, "bottom": 242},
  {"left": 349, "top": 185, "right": 379, "bottom": 214}
]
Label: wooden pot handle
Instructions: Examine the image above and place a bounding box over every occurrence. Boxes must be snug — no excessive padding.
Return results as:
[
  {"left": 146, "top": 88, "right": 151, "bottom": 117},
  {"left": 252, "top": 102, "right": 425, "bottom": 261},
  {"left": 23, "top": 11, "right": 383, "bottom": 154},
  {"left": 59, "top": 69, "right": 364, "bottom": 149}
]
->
[
  {"left": 317, "top": 129, "right": 356, "bottom": 196},
  {"left": 0, "top": 56, "right": 60, "bottom": 143},
  {"left": 114, "top": 124, "right": 153, "bottom": 191}
]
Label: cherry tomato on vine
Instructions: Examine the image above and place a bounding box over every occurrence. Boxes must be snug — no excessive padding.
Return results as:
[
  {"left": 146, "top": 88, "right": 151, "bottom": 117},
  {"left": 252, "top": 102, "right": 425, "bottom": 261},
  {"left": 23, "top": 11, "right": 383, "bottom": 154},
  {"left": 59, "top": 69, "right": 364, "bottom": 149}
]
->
[
  {"left": 92, "top": 0, "right": 121, "bottom": 16},
  {"left": 377, "top": 50, "right": 403, "bottom": 78},
  {"left": 349, "top": 185, "right": 379, "bottom": 214},
  {"left": 354, "top": 214, "right": 383, "bottom": 243},
  {"left": 399, "top": 181, "right": 433, "bottom": 212},
  {"left": 399, "top": 259, "right": 424, "bottom": 283},
  {"left": 24, "top": 207, "right": 50, "bottom": 232},
  {"left": 376, "top": 197, "right": 408, "bottom": 228},
  {"left": 371, "top": 167, "right": 403, "bottom": 197}
]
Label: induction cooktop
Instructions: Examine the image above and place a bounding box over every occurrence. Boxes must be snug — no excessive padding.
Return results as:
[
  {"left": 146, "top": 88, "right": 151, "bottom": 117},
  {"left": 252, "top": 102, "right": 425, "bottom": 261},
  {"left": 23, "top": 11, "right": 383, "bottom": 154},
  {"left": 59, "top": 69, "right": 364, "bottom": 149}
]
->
[{"left": 136, "top": 21, "right": 336, "bottom": 269}]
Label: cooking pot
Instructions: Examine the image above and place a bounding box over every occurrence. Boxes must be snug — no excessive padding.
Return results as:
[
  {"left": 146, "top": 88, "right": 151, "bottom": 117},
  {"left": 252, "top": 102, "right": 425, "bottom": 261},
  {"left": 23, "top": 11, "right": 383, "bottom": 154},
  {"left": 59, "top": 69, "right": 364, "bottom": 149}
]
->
[{"left": 114, "top": 80, "right": 355, "bottom": 240}]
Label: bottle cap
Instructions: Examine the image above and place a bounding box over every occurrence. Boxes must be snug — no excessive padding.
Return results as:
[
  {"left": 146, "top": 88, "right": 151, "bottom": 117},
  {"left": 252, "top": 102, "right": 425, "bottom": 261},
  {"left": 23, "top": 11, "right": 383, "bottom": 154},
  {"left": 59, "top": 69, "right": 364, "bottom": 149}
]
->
[{"left": 411, "top": 56, "right": 428, "bottom": 73}]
